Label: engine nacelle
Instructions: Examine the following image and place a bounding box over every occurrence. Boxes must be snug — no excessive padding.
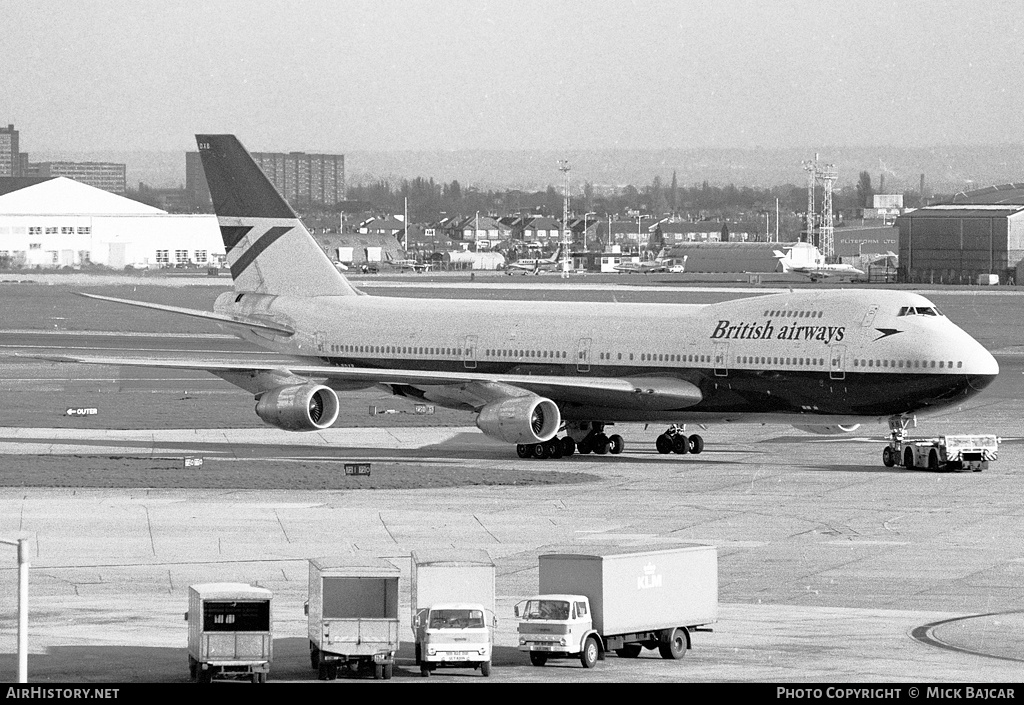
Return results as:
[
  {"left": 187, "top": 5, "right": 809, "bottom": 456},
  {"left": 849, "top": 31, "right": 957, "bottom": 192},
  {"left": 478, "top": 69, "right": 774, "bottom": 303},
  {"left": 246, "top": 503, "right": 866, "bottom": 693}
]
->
[
  {"left": 792, "top": 424, "right": 861, "bottom": 435},
  {"left": 476, "top": 396, "right": 560, "bottom": 444},
  {"left": 255, "top": 384, "right": 341, "bottom": 431}
]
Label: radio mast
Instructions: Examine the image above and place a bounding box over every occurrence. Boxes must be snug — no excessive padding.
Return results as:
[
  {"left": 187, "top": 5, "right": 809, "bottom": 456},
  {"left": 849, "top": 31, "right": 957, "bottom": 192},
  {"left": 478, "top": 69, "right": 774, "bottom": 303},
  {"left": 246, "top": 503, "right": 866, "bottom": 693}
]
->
[{"left": 559, "top": 160, "right": 572, "bottom": 278}]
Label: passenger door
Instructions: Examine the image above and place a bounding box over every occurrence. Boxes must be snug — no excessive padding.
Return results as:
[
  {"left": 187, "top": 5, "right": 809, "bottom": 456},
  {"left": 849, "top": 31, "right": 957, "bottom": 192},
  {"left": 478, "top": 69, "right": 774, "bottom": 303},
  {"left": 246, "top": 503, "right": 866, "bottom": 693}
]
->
[
  {"left": 577, "top": 338, "right": 592, "bottom": 373},
  {"left": 463, "top": 335, "right": 478, "bottom": 370},
  {"left": 829, "top": 344, "right": 847, "bottom": 381}
]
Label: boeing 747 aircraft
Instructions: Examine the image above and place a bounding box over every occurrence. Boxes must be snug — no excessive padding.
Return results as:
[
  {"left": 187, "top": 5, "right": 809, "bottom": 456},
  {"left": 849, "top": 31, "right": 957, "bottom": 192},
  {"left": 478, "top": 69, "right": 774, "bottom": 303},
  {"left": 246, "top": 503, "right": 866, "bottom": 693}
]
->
[{"left": 61, "top": 135, "right": 998, "bottom": 463}]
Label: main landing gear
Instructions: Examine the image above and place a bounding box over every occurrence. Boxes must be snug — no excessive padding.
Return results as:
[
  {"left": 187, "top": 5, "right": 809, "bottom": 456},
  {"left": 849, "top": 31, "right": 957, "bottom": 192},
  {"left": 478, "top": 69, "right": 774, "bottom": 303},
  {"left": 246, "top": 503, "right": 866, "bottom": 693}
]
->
[
  {"left": 515, "top": 422, "right": 625, "bottom": 460},
  {"left": 655, "top": 425, "right": 704, "bottom": 455}
]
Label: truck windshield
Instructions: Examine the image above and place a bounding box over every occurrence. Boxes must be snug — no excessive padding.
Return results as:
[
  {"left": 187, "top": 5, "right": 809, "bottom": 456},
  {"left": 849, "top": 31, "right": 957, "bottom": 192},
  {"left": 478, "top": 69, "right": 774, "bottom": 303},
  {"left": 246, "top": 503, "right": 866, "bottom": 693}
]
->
[
  {"left": 428, "top": 609, "right": 485, "bottom": 629},
  {"left": 523, "top": 600, "right": 570, "bottom": 620}
]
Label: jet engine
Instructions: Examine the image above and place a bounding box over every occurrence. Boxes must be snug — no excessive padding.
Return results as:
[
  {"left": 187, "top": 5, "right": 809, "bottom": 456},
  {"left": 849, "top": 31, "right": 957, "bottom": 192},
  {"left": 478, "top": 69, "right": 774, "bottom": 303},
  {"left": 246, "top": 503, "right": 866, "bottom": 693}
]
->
[
  {"left": 792, "top": 424, "right": 861, "bottom": 435},
  {"left": 476, "top": 396, "right": 560, "bottom": 444},
  {"left": 255, "top": 384, "right": 341, "bottom": 431}
]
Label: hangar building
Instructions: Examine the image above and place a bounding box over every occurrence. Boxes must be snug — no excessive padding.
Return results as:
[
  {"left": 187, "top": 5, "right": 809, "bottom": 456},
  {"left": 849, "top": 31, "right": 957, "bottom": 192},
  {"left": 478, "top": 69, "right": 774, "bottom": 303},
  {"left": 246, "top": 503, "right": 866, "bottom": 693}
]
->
[
  {"left": 896, "top": 183, "right": 1024, "bottom": 284},
  {"left": 0, "top": 177, "right": 223, "bottom": 269}
]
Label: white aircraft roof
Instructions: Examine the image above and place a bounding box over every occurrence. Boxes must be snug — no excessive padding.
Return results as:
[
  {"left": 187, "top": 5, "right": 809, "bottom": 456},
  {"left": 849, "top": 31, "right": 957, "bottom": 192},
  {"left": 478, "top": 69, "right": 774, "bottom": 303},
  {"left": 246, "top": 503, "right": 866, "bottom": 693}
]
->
[{"left": 0, "top": 177, "right": 166, "bottom": 215}]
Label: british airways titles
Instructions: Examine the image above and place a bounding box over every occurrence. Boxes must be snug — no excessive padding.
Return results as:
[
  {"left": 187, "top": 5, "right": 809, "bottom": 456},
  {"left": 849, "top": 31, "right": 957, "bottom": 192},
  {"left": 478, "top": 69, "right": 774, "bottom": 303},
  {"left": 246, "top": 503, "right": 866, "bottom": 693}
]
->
[{"left": 711, "top": 319, "right": 846, "bottom": 345}]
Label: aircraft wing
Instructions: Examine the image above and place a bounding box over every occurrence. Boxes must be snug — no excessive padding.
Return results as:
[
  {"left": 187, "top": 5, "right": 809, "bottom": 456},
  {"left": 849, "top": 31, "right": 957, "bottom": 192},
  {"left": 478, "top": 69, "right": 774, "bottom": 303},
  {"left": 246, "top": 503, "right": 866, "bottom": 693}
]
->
[
  {"left": 27, "top": 352, "right": 703, "bottom": 411},
  {"left": 77, "top": 293, "right": 296, "bottom": 336}
]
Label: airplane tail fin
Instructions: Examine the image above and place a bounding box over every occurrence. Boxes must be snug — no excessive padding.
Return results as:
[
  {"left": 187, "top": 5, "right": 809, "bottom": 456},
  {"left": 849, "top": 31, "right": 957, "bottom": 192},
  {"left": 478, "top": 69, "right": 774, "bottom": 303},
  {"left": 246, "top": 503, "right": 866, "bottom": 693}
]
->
[{"left": 196, "top": 134, "right": 359, "bottom": 297}]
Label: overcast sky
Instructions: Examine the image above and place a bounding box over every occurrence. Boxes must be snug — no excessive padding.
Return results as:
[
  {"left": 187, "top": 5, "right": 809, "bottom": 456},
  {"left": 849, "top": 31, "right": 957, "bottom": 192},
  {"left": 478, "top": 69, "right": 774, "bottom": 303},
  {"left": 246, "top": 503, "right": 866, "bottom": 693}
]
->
[{"left": 5, "top": 0, "right": 1022, "bottom": 153}]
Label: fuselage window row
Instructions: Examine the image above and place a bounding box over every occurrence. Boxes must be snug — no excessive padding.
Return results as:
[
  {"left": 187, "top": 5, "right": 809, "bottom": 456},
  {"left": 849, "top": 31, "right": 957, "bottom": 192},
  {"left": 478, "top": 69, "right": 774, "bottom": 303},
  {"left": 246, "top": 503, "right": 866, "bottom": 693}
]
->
[
  {"left": 764, "top": 310, "right": 824, "bottom": 318},
  {"left": 852, "top": 359, "right": 962, "bottom": 369}
]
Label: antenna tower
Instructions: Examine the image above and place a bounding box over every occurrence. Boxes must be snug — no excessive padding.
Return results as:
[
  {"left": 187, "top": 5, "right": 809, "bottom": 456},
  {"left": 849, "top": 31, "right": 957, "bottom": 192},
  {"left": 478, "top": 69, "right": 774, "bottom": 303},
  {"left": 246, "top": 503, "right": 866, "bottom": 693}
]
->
[
  {"left": 802, "top": 154, "right": 839, "bottom": 260},
  {"left": 558, "top": 160, "right": 571, "bottom": 278}
]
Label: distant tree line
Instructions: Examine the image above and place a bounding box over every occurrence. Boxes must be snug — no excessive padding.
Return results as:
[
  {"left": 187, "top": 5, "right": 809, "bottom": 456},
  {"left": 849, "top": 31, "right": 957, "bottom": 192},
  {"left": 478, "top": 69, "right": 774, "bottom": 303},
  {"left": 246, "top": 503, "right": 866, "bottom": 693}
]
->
[{"left": 345, "top": 169, "right": 918, "bottom": 223}]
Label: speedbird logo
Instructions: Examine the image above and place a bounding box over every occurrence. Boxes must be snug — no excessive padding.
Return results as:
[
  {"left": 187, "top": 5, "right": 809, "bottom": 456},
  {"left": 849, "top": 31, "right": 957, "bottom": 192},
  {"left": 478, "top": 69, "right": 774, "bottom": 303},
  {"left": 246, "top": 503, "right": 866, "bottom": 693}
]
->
[{"left": 638, "top": 563, "right": 662, "bottom": 590}]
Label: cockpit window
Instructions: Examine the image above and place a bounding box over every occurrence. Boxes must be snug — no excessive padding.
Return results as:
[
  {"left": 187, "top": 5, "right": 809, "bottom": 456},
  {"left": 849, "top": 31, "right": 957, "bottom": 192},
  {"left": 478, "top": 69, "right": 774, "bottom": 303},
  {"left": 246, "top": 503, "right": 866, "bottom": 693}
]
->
[{"left": 897, "top": 306, "right": 942, "bottom": 317}]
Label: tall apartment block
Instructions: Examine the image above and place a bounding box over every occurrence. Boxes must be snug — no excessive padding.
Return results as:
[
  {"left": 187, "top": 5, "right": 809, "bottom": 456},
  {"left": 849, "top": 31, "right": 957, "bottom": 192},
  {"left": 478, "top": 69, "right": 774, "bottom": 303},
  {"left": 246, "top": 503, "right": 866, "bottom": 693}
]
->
[
  {"left": 186, "top": 149, "right": 345, "bottom": 209},
  {"left": 0, "top": 124, "right": 21, "bottom": 176}
]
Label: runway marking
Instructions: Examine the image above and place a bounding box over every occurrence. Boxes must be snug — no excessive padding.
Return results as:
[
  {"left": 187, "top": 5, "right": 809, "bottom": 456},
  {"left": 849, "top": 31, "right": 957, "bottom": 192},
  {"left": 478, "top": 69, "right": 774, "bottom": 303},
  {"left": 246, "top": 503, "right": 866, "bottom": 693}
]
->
[{"left": 911, "top": 611, "right": 1024, "bottom": 663}]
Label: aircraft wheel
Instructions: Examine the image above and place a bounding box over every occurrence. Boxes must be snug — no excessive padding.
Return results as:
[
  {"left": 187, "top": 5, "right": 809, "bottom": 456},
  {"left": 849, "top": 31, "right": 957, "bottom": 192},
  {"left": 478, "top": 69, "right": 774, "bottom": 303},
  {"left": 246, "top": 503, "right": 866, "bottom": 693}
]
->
[
  {"left": 882, "top": 446, "right": 896, "bottom": 467},
  {"left": 903, "top": 447, "right": 915, "bottom": 469},
  {"left": 593, "top": 434, "right": 610, "bottom": 454},
  {"left": 656, "top": 434, "right": 673, "bottom": 454},
  {"left": 672, "top": 434, "right": 689, "bottom": 454},
  {"left": 532, "top": 443, "right": 550, "bottom": 459},
  {"left": 547, "top": 439, "right": 564, "bottom": 459},
  {"left": 560, "top": 437, "right": 576, "bottom": 457},
  {"left": 517, "top": 444, "right": 531, "bottom": 459},
  {"left": 688, "top": 434, "right": 704, "bottom": 454},
  {"left": 608, "top": 434, "right": 624, "bottom": 454}
]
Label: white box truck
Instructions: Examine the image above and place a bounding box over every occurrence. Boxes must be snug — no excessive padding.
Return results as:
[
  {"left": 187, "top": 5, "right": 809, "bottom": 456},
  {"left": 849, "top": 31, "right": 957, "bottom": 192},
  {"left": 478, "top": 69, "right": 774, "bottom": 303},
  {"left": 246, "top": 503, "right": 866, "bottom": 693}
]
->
[
  {"left": 515, "top": 544, "right": 717, "bottom": 668},
  {"left": 306, "top": 557, "right": 400, "bottom": 680},
  {"left": 411, "top": 549, "right": 496, "bottom": 677},
  {"left": 186, "top": 583, "right": 272, "bottom": 683}
]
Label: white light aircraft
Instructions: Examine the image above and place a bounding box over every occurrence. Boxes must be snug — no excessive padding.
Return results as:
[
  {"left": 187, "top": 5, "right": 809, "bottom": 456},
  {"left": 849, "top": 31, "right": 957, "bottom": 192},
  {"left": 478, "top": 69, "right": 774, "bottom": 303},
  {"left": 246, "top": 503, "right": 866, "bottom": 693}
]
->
[
  {"left": 506, "top": 244, "right": 563, "bottom": 274},
  {"left": 774, "top": 249, "right": 865, "bottom": 282},
  {"left": 614, "top": 248, "right": 671, "bottom": 274},
  {"left": 57, "top": 135, "right": 998, "bottom": 463}
]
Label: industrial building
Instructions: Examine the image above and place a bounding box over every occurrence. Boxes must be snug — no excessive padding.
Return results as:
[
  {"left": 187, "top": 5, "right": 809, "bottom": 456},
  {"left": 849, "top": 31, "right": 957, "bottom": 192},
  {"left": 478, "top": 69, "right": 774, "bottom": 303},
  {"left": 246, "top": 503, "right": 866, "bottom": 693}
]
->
[
  {"left": 0, "top": 177, "right": 222, "bottom": 269},
  {"left": 896, "top": 184, "right": 1024, "bottom": 284},
  {"left": 664, "top": 241, "right": 818, "bottom": 273}
]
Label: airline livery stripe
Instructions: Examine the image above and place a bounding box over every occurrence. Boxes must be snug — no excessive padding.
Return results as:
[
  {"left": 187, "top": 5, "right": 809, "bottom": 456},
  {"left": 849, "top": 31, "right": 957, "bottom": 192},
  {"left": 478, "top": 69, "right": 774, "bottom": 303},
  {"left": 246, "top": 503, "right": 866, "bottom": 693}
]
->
[
  {"left": 220, "top": 225, "right": 253, "bottom": 251},
  {"left": 230, "top": 226, "right": 292, "bottom": 279}
]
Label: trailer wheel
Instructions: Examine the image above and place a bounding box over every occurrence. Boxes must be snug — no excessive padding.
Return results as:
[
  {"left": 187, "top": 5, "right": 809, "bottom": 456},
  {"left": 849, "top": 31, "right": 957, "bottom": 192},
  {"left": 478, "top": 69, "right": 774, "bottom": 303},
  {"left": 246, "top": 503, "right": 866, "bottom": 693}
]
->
[
  {"left": 383, "top": 664, "right": 393, "bottom": 680},
  {"left": 198, "top": 667, "right": 213, "bottom": 684},
  {"left": 529, "top": 652, "right": 547, "bottom": 666},
  {"left": 658, "top": 627, "right": 688, "bottom": 660},
  {"left": 581, "top": 636, "right": 599, "bottom": 668},
  {"left": 310, "top": 644, "right": 320, "bottom": 670},
  {"left": 481, "top": 660, "right": 492, "bottom": 676},
  {"left": 189, "top": 657, "right": 198, "bottom": 682},
  {"left": 882, "top": 446, "right": 896, "bottom": 467},
  {"left": 928, "top": 448, "right": 940, "bottom": 471},
  {"left": 374, "top": 664, "right": 383, "bottom": 680},
  {"left": 420, "top": 664, "right": 430, "bottom": 677},
  {"left": 327, "top": 663, "right": 338, "bottom": 681},
  {"left": 615, "top": 644, "right": 642, "bottom": 658},
  {"left": 903, "top": 447, "right": 915, "bottom": 469}
]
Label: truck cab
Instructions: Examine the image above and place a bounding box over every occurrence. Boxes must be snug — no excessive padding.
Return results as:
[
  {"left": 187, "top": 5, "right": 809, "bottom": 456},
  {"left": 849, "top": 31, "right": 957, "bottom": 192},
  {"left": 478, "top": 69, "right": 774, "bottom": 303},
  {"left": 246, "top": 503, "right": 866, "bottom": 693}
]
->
[
  {"left": 414, "top": 602, "right": 493, "bottom": 676},
  {"left": 515, "top": 594, "right": 601, "bottom": 668}
]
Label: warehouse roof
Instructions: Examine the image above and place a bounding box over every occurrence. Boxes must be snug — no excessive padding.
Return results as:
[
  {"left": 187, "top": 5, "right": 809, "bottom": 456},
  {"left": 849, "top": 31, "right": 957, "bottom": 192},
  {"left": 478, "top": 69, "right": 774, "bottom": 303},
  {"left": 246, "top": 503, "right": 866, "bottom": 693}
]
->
[
  {"left": 0, "top": 177, "right": 165, "bottom": 215},
  {"left": 947, "top": 183, "right": 1024, "bottom": 205}
]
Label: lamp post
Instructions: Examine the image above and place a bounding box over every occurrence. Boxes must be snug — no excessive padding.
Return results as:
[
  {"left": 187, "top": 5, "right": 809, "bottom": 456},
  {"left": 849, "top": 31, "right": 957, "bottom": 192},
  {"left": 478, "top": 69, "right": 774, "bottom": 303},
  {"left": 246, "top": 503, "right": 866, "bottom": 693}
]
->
[{"left": 1, "top": 536, "right": 28, "bottom": 683}]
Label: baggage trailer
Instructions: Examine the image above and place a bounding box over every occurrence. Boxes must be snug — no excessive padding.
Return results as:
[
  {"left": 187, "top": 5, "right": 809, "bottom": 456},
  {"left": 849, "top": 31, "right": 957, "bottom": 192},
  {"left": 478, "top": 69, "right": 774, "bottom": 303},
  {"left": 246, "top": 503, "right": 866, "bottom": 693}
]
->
[
  {"left": 516, "top": 545, "right": 717, "bottom": 668},
  {"left": 883, "top": 434, "right": 998, "bottom": 472},
  {"left": 306, "top": 557, "right": 400, "bottom": 680},
  {"left": 186, "top": 583, "right": 272, "bottom": 683},
  {"left": 411, "top": 549, "right": 496, "bottom": 677}
]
